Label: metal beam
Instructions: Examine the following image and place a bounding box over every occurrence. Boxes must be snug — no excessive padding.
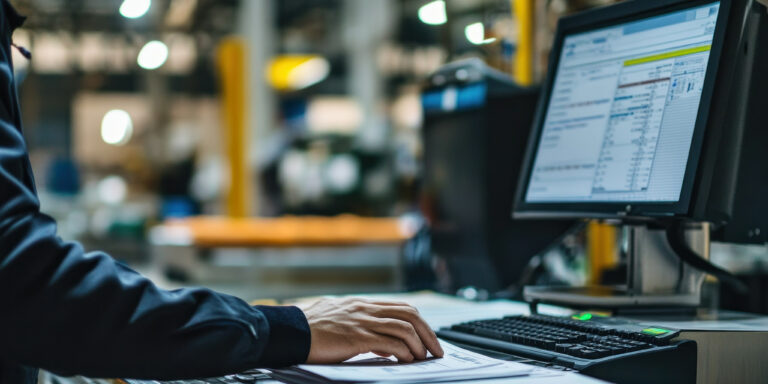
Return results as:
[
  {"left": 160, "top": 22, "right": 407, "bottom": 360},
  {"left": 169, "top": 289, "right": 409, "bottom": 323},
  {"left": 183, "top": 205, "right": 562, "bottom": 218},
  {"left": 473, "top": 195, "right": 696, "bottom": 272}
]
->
[
  {"left": 237, "top": 0, "right": 277, "bottom": 216},
  {"left": 343, "top": 0, "right": 395, "bottom": 150}
]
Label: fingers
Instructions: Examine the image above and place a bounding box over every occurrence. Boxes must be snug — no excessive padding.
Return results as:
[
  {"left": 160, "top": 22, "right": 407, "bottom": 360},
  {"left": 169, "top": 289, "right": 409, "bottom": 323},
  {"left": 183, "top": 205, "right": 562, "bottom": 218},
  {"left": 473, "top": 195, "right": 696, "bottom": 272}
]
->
[
  {"left": 338, "top": 298, "right": 445, "bottom": 360},
  {"left": 366, "top": 333, "right": 414, "bottom": 362},
  {"left": 371, "top": 305, "right": 444, "bottom": 358},
  {"left": 347, "top": 297, "right": 413, "bottom": 309},
  {"left": 370, "top": 319, "right": 427, "bottom": 360},
  {"left": 365, "top": 299, "right": 412, "bottom": 307}
]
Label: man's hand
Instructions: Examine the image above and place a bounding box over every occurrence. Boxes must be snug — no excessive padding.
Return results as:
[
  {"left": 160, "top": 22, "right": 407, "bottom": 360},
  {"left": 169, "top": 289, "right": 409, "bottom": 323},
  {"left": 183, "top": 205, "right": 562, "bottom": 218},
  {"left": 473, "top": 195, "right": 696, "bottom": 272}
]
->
[{"left": 297, "top": 297, "right": 444, "bottom": 364}]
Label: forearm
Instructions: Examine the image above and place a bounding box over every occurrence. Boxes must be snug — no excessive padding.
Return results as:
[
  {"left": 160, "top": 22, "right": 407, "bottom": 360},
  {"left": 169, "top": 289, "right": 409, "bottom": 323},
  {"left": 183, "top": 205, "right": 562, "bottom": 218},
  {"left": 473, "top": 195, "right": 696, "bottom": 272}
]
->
[{"left": 0, "top": 212, "right": 310, "bottom": 379}]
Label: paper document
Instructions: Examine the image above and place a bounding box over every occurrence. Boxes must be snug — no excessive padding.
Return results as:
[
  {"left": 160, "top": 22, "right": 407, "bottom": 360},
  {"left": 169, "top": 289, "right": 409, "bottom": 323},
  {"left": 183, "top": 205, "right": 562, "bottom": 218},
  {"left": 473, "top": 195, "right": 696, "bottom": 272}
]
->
[
  {"left": 273, "top": 341, "right": 536, "bottom": 383},
  {"left": 465, "top": 370, "right": 610, "bottom": 384}
]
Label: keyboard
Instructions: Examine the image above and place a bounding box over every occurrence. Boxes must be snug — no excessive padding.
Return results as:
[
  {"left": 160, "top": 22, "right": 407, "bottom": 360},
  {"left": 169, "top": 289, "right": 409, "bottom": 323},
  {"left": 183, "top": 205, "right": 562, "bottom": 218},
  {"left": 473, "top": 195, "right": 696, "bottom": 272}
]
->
[{"left": 437, "top": 313, "right": 697, "bottom": 384}]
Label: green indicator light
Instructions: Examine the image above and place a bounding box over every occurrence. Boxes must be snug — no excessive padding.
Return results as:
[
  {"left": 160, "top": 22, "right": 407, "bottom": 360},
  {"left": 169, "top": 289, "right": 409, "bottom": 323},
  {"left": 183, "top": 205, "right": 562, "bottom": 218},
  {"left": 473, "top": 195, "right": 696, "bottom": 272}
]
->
[
  {"left": 572, "top": 313, "right": 593, "bottom": 321},
  {"left": 642, "top": 328, "right": 670, "bottom": 336}
]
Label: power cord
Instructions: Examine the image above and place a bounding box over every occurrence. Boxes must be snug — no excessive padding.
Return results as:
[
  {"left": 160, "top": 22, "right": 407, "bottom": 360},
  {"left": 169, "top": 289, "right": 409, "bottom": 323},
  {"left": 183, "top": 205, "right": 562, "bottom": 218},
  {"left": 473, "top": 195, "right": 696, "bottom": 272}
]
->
[{"left": 665, "top": 220, "right": 749, "bottom": 294}]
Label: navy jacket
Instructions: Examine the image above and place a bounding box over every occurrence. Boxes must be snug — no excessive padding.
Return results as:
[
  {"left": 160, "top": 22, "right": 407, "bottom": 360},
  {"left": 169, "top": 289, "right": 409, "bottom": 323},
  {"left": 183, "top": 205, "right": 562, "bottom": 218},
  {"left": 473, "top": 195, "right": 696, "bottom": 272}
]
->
[{"left": 0, "top": 2, "right": 310, "bottom": 383}]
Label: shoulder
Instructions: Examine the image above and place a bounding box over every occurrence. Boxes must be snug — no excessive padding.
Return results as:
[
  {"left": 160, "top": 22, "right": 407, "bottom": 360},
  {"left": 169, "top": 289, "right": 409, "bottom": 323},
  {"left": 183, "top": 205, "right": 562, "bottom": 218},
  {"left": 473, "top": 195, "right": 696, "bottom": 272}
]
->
[{"left": 1, "top": 1, "right": 26, "bottom": 32}]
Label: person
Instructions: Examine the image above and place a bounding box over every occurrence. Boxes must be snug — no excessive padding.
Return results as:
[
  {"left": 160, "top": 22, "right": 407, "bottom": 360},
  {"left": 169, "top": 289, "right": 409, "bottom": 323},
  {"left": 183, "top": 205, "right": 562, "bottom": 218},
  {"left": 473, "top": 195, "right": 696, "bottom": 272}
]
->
[{"left": 0, "top": 2, "right": 443, "bottom": 383}]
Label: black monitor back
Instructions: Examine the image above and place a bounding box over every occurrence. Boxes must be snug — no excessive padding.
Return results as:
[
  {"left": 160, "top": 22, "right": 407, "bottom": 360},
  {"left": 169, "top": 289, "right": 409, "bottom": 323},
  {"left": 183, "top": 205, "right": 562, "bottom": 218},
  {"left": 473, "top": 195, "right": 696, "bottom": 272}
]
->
[
  {"left": 421, "top": 59, "right": 574, "bottom": 292},
  {"left": 711, "top": 2, "right": 768, "bottom": 244}
]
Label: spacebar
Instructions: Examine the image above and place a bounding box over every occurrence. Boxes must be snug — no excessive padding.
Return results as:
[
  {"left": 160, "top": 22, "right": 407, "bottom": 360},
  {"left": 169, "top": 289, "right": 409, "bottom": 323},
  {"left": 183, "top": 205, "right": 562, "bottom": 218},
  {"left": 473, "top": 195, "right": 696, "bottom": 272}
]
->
[{"left": 436, "top": 329, "right": 558, "bottom": 362}]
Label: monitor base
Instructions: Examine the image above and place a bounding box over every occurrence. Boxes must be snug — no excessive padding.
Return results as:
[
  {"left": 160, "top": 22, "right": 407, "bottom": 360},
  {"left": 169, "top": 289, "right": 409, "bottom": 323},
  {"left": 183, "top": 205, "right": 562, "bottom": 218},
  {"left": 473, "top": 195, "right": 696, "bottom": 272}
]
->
[
  {"left": 524, "top": 223, "right": 710, "bottom": 313},
  {"left": 524, "top": 285, "right": 700, "bottom": 314}
]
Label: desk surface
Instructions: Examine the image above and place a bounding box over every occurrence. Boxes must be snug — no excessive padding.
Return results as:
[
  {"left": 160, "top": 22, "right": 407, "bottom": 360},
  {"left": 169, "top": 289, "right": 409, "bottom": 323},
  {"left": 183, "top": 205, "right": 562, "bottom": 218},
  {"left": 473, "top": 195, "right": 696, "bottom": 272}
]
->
[
  {"left": 90, "top": 292, "right": 768, "bottom": 384},
  {"left": 362, "top": 292, "right": 768, "bottom": 384}
]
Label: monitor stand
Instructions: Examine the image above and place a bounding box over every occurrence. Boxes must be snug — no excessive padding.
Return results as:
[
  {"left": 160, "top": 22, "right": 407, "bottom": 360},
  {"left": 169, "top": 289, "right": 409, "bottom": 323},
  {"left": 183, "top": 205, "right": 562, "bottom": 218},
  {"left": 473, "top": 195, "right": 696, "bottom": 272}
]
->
[{"left": 524, "top": 223, "right": 709, "bottom": 313}]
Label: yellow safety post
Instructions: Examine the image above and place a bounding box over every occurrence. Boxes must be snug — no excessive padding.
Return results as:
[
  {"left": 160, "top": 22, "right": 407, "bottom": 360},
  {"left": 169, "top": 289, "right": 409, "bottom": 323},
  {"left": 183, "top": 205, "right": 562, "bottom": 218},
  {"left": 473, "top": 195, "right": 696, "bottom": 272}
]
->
[
  {"left": 587, "top": 221, "right": 618, "bottom": 285},
  {"left": 217, "top": 38, "right": 251, "bottom": 218},
  {"left": 512, "top": 0, "right": 535, "bottom": 85}
]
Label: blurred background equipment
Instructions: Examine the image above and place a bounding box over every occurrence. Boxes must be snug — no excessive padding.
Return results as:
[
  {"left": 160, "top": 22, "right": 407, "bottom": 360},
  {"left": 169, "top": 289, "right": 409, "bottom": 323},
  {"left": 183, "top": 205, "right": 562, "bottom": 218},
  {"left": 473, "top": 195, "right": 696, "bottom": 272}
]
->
[
  {"left": 420, "top": 58, "right": 574, "bottom": 294},
  {"left": 8, "top": 0, "right": 724, "bottom": 303}
]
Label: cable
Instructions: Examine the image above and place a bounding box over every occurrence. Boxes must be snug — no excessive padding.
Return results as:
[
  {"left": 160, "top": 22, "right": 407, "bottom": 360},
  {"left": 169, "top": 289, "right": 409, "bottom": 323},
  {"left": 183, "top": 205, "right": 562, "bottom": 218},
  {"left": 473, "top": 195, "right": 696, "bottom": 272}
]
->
[
  {"left": 675, "top": 251, "right": 685, "bottom": 293},
  {"left": 665, "top": 221, "right": 749, "bottom": 294}
]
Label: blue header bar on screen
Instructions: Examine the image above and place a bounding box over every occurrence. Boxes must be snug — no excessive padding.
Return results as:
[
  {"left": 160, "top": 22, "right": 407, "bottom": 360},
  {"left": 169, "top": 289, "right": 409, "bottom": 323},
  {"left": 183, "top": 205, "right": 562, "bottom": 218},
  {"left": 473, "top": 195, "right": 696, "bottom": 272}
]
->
[{"left": 623, "top": 3, "right": 719, "bottom": 35}]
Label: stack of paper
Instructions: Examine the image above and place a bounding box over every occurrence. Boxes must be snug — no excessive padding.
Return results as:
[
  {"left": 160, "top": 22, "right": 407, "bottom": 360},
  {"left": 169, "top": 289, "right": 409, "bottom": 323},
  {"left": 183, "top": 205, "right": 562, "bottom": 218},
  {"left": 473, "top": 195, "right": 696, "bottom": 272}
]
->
[{"left": 271, "top": 341, "right": 545, "bottom": 383}]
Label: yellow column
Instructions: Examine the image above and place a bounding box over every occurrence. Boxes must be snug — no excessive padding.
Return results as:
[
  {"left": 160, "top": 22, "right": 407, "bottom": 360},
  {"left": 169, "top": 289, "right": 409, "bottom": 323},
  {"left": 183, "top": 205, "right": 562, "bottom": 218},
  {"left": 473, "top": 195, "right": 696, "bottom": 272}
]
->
[
  {"left": 217, "top": 38, "right": 251, "bottom": 218},
  {"left": 512, "top": 0, "right": 535, "bottom": 85},
  {"left": 587, "top": 221, "right": 618, "bottom": 285}
]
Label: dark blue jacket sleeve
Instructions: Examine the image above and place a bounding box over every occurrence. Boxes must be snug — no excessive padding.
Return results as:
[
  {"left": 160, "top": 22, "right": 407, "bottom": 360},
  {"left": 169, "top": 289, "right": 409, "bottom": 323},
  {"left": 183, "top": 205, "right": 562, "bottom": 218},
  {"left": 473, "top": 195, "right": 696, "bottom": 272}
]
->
[{"left": 0, "top": 1, "right": 310, "bottom": 380}]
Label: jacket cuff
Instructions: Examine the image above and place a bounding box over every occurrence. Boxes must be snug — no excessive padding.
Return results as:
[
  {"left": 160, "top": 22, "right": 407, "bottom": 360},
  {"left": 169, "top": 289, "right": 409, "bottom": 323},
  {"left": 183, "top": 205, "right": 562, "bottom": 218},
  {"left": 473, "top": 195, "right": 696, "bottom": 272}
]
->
[{"left": 253, "top": 305, "right": 311, "bottom": 367}]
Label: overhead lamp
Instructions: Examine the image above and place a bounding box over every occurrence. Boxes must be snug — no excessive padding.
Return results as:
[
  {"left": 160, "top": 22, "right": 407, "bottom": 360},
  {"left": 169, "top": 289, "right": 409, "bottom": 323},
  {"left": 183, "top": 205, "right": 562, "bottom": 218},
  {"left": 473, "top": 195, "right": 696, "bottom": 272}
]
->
[
  {"left": 137, "top": 40, "right": 169, "bottom": 70},
  {"left": 465, "top": 22, "right": 496, "bottom": 45},
  {"left": 101, "top": 109, "right": 133, "bottom": 146},
  {"left": 267, "top": 55, "right": 330, "bottom": 91},
  {"left": 119, "top": 0, "right": 151, "bottom": 19},
  {"left": 418, "top": 1, "right": 447, "bottom": 25}
]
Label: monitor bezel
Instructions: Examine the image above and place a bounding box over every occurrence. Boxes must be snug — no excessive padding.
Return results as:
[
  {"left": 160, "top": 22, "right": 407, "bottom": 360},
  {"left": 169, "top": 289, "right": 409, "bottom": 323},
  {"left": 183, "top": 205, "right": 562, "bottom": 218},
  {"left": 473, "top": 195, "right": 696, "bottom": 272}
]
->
[{"left": 513, "top": 0, "right": 733, "bottom": 220}]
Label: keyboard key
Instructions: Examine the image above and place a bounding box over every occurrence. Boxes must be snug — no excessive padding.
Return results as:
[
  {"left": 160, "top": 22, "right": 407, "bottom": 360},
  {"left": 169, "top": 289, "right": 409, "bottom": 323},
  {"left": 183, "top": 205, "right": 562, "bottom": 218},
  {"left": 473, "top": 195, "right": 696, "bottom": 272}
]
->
[
  {"left": 476, "top": 328, "right": 505, "bottom": 339},
  {"left": 539, "top": 339, "right": 556, "bottom": 350},
  {"left": 581, "top": 349, "right": 605, "bottom": 359},
  {"left": 566, "top": 345, "right": 586, "bottom": 355}
]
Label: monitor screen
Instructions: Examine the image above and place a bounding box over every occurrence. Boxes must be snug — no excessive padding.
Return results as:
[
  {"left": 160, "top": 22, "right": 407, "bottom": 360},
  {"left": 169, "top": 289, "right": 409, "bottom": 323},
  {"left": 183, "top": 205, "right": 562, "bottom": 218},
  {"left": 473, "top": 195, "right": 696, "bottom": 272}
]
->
[{"left": 524, "top": 2, "right": 721, "bottom": 205}]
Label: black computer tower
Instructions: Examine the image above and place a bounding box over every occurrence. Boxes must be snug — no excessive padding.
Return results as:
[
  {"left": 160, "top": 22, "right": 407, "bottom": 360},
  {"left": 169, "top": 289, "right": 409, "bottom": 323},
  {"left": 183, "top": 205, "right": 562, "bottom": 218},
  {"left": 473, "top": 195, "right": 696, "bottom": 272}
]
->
[{"left": 420, "top": 59, "right": 574, "bottom": 293}]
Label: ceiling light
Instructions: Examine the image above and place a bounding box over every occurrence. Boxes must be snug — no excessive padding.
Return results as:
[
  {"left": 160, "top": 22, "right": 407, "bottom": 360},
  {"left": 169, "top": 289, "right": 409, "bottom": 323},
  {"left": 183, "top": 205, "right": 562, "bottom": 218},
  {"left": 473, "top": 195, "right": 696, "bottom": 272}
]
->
[
  {"left": 137, "top": 40, "right": 169, "bottom": 70},
  {"left": 101, "top": 109, "right": 133, "bottom": 146},
  {"left": 119, "top": 0, "right": 151, "bottom": 19},
  {"left": 418, "top": 1, "right": 447, "bottom": 25},
  {"left": 465, "top": 22, "right": 496, "bottom": 45}
]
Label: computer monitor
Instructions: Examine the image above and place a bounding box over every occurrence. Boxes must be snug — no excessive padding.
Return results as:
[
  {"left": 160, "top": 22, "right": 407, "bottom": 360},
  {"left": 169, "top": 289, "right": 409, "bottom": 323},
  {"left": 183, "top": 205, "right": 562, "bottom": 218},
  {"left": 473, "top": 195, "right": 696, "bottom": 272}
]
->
[
  {"left": 514, "top": 0, "right": 730, "bottom": 220},
  {"left": 511, "top": 0, "right": 764, "bottom": 309}
]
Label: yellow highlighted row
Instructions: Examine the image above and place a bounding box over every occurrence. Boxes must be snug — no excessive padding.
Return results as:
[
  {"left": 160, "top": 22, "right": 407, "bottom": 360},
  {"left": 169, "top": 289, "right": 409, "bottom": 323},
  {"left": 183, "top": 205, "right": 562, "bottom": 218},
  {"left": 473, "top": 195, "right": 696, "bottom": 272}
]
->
[{"left": 624, "top": 45, "right": 712, "bottom": 66}]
